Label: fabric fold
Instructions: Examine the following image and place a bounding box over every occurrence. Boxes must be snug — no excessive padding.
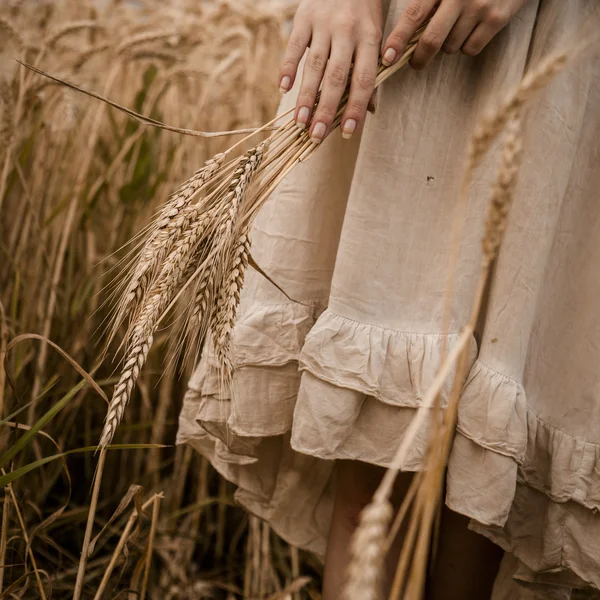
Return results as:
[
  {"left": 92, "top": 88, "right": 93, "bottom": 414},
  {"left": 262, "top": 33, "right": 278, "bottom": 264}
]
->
[
  {"left": 177, "top": 4, "right": 600, "bottom": 593},
  {"left": 177, "top": 302, "right": 316, "bottom": 449},
  {"left": 179, "top": 304, "right": 600, "bottom": 592}
]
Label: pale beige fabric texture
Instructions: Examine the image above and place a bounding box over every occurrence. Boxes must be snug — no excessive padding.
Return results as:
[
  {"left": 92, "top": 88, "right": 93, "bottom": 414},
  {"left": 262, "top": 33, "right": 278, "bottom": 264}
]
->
[{"left": 178, "top": 0, "right": 600, "bottom": 596}]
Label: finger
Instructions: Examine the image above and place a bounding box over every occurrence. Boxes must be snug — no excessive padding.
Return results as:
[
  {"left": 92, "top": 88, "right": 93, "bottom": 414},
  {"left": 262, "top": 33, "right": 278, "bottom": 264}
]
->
[
  {"left": 382, "top": 0, "right": 438, "bottom": 67},
  {"left": 279, "top": 24, "right": 312, "bottom": 94},
  {"left": 310, "top": 39, "right": 354, "bottom": 143},
  {"left": 410, "top": 0, "right": 462, "bottom": 69},
  {"left": 442, "top": 12, "right": 478, "bottom": 54},
  {"left": 461, "top": 15, "right": 506, "bottom": 56},
  {"left": 340, "top": 38, "right": 379, "bottom": 139},
  {"left": 295, "top": 33, "right": 331, "bottom": 129}
]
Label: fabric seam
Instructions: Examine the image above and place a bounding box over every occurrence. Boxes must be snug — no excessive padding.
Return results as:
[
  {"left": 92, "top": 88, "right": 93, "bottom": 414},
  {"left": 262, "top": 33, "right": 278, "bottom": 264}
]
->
[{"left": 322, "top": 310, "right": 463, "bottom": 337}]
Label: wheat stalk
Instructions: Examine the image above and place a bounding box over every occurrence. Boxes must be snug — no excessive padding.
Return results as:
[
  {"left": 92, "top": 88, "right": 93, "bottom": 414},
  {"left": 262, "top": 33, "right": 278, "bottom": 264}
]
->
[{"left": 1, "top": 1, "right": 293, "bottom": 595}]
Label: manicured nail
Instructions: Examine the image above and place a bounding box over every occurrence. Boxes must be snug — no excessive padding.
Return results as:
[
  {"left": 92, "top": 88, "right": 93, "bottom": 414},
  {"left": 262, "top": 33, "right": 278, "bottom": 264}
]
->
[
  {"left": 310, "top": 121, "right": 326, "bottom": 143},
  {"left": 342, "top": 119, "right": 356, "bottom": 139},
  {"left": 382, "top": 47, "right": 396, "bottom": 66},
  {"left": 279, "top": 75, "right": 291, "bottom": 94},
  {"left": 296, "top": 106, "right": 310, "bottom": 128}
]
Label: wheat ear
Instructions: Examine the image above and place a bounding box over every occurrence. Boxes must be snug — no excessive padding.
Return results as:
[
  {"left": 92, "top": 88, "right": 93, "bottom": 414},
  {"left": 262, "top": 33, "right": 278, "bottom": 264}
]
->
[
  {"left": 469, "top": 49, "right": 567, "bottom": 175},
  {"left": 210, "top": 226, "right": 250, "bottom": 378},
  {"left": 482, "top": 114, "right": 523, "bottom": 264},
  {"left": 0, "top": 81, "right": 14, "bottom": 151},
  {"left": 110, "top": 153, "right": 225, "bottom": 336},
  {"left": 344, "top": 499, "right": 393, "bottom": 600},
  {"left": 100, "top": 212, "right": 208, "bottom": 448},
  {"left": 101, "top": 35, "right": 424, "bottom": 445},
  {"left": 186, "top": 144, "right": 266, "bottom": 353},
  {"left": 102, "top": 144, "right": 265, "bottom": 447}
]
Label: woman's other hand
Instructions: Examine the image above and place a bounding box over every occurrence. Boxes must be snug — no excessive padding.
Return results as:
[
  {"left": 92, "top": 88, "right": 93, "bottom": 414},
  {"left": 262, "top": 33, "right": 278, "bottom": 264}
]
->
[
  {"left": 383, "top": 0, "right": 527, "bottom": 70},
  {"left": 278, "top": 0, "right": 383, "bottom": 142}
]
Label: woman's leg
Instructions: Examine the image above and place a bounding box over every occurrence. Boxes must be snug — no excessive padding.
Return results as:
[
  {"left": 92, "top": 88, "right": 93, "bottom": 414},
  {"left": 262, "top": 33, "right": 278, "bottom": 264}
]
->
[
  {"left": 426, "top": 506, "right": 503, "bottom": 600},
  {"left": 322, "top": 459, "right": 503, "bottom": 600},
  {"left": 322, "top": 460, "right": 413, "bottom": 599}
]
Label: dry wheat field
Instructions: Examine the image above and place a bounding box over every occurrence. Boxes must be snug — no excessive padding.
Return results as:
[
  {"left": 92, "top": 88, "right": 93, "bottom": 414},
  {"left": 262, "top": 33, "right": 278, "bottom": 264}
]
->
[
  {"left": 0, "top": 0, "right": 323, "bottom": 598},
  {"left": 1, "top": 0, "right": 597, "bottom": 598}
]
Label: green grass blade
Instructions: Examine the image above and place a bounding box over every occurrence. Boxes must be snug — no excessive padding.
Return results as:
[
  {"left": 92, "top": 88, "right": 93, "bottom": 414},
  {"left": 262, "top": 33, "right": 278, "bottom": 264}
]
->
[
  {"left": 0, "top": 444, "right": 165, "bottom": 486},
  {"left": 0, "top": 378, "right": 87, "bottom": 470}
]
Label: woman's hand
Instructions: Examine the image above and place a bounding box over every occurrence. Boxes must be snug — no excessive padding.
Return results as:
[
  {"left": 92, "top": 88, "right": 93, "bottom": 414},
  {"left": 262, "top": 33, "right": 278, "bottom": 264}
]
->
[
  {"left": 382, "top": 0, "right": 527, "bottom": 70},
  {"left": 279, "top": 0, "right": 527, "bottom": 143},
  {"left": 278, "top": 0, "right": 383, "bottom": 142}
]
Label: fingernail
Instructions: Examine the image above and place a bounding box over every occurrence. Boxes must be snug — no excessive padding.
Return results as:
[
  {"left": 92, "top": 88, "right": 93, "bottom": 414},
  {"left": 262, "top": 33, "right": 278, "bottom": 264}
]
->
[
  {"left": 382, "top": 47, "right": 396, "bottom": 66},
  {"left": 279, "top": 75, "right": 291, "bottom": 94},
  {"left": 310, "top": 121, "right": 326, "bottom": 143},
  {"left": 296, "top": 106, "right": 310, "bottom": 128},
  {"left": 342, "top": 119, "right": 356, "bottom": 139}
]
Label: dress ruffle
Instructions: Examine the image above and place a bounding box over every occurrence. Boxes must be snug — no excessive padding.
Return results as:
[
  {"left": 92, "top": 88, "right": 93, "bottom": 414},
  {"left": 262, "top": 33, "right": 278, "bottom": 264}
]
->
[{"left": 178, "top": 305, "right": 600, "bottom": 593}]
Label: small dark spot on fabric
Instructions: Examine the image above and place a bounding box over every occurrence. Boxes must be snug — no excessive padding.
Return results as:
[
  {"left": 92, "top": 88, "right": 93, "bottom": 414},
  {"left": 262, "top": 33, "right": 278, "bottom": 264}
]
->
[
  {"left": 491, "top": 338, "right": 498, "bottom": 344},
  {"left": 426, "top": 175, "right": 435, "bottom": 185}
]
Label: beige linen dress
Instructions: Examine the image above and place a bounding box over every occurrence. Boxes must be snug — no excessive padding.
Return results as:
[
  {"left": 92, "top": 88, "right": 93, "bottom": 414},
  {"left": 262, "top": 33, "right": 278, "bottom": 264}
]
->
[{"left": 178, "top": 0, "right": 600, "bottom": 596}]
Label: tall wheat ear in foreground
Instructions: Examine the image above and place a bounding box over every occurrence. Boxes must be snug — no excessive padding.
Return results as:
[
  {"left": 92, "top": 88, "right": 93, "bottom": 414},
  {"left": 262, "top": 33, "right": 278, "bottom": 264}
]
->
[
  {"left": 344, "top": 36, "right": 598, "bottom": 600},
  {"left": 98, "top": 27, "right": 427, "bottom": 451}
]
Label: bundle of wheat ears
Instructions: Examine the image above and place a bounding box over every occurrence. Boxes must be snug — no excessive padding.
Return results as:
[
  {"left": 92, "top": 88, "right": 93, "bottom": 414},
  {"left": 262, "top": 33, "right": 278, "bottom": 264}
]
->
[{"left": 95, "top": 29, "right": 427, "bottom": 451}]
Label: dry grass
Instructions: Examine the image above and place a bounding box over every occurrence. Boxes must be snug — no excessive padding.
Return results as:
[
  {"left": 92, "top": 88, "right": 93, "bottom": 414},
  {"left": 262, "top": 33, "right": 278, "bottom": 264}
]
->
[
  {"left": 3, "top": 0, "right": 598, "bottom": 598},
  {"left": 0, "top": 0, "right": 324, "bottom": 597}
]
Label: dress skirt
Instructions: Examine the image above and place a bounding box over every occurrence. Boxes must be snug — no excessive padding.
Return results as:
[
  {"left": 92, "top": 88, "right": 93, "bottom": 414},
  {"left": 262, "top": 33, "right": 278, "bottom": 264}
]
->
[{"left": 177, "top": 0, "right": 600, "bottom": 596}]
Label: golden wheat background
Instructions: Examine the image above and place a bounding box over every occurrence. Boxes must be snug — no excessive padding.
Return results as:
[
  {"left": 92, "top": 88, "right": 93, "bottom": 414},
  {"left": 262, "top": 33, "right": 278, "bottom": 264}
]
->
[
  {"left": 2, "top": 0, "right": 598, "bottom": 598},
  {"left": 0, "top": 1, "right": 321, "bottom": 598}
]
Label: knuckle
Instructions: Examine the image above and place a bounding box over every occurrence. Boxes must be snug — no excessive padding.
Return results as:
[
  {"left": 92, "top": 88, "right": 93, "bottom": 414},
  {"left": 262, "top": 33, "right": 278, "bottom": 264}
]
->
[
  {"left": 308, "top": 51, "right": 327, "bottom": 72},
  {"left": 315, "top": 105, "right": 336, "bottom": 123},
  {"left": 287, "top": 37, "right": 306, "bottom": 56},
  {"left": 335, "top": 14, "right": 359, "bottom": 32},
  {"left": 361, "top": 26, "right": 382, "bottom": 45},
  {"left": 298, "top": 89, "right": 316, "bottom": 104},
  {"left": 473, "top": 0, "right": 491, "bottom": 11},
  {"left": 326, "top": 64, "right": 348, "bottom": 87},
  {"left": 347, "top": 102, "right": 367, "bottom": 119},
  {"left": 421, "top": 32, "right": 442, "bottom": 52},
  {"left": 389, "top": 29, "right": 407, "bottom": 48},
  {"left": 319, "top": 105, "right": 336, "bottom": 119},
  {"left": 486, "top": 9, "right": 507, "bottom": 27},
  {"left": 281, "top": 57, "right": 298, "bottom": 72},
  {"left": 355, "top": 71, "right": 376, "bottom": 91},
  {"left": 403, "top": 2, "right": 425, "bottom": 24}
]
